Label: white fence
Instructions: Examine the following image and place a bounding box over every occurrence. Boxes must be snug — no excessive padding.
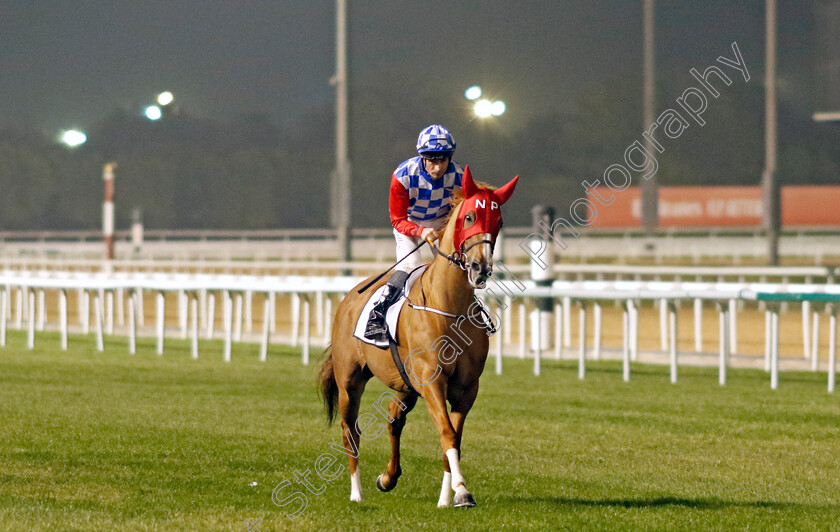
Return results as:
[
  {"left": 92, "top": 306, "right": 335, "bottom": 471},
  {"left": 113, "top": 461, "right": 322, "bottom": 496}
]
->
[
  {"left": 4, "top": 226, "right": 840, "bottom": 263},
  {"left": 0, "top": 257, "right": 837, "bottom": 285},
  {"left": 1, "top": 269, "right": 838, "bottom": 392}
]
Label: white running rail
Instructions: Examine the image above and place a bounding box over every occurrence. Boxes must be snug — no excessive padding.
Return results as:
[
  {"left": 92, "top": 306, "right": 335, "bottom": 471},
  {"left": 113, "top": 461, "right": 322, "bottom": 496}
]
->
[{"left": 1, "top": 270, "right": 837, "bottom": 392}]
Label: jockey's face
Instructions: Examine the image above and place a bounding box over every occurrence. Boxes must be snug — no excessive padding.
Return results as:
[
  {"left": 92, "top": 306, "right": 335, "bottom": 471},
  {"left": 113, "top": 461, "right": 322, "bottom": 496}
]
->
[{"left": 422, "top": 156, "right": 450, "bottom": 179}]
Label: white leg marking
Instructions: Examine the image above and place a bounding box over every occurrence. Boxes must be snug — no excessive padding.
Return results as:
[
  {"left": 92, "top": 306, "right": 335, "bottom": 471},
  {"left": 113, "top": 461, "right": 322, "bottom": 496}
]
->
[
  {"left": 437, "top": 471, "right": 452, "bottom": 508},
  {"left": 350, "top": 469, "right": 363, "bottom": 502},
  {"left": 445, "top": 448, "right": 467, "bottom": 496}
]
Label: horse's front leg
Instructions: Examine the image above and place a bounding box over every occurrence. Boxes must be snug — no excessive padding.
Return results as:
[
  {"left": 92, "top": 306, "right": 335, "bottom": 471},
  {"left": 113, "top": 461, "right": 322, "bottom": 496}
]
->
[
  {"left": 375, "top": 391, "right": 418, "bottom": 492},
  {"left": 438, "top": 454, "right": 453, "bottom": 508},
  {"left": 423, "top": 382, "right": 476, "bottom": 508},
  {"left": 436, "top": 382, "right": 479, "bottom": 507}
]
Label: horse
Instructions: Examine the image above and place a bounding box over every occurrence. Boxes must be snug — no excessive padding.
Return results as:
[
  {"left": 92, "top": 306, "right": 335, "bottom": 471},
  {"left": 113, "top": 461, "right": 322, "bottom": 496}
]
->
[{"left": 317, "top": 166, "right": 518, "bottom": 508}]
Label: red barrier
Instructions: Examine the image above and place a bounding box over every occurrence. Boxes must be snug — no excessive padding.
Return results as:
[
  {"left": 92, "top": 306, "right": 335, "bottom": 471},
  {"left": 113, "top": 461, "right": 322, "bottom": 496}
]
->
[
  {"left": 589, "top": 186, "right": 840, "bottom": 227},
  {"left": 781, "top": 186, "right": 840, "bottom": 226}
]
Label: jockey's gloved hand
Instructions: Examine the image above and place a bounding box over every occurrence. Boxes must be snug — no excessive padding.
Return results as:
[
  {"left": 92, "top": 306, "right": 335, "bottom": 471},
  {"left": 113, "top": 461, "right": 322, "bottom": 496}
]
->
[{"left": 420, "top": 227, "right": 439, "bottom": 242}]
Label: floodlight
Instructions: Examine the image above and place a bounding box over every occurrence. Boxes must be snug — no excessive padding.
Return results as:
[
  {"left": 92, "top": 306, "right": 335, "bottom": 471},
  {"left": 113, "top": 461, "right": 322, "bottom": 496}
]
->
[
  {"left": 157, "top": 91, "right": 174, "bottom": 106},
  {"left": 474, "top": 99, "right": 493, "bottom": 118},
  {"left": 145, "top": 105, "right": 162, "bottom": 120},
  {"left": 465, "top": 86, "right": 482, "bottom": 100},
  {"left": 491, "top": 100, "right": 506, "bottom": 116},
  {"left": 60, "top": 130, "right": 87, "bottom": 147}
]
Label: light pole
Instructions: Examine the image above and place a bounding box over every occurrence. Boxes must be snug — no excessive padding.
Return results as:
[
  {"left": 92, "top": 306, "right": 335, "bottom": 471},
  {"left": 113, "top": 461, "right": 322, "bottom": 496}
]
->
[
  {"left": 641, "top": 0, "right": 658, "bottom": 233},
  {"left": 331, "top": 0, "right": 352, "bottom": 269},
  {"left": 762, "top": 0, "right": 779, "bottom": 265}
]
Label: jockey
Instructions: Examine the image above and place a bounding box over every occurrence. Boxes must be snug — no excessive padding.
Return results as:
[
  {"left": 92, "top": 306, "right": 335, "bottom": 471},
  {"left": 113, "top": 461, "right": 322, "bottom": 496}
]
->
[{"left": 364, "top": 124, "right": 464, "bottom": 342}]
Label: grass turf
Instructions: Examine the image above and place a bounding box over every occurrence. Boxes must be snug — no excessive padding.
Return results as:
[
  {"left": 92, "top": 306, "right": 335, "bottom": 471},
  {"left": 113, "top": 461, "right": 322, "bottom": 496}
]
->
[{"left": 0, "top": 330, "right": 838, "bottom": 531}]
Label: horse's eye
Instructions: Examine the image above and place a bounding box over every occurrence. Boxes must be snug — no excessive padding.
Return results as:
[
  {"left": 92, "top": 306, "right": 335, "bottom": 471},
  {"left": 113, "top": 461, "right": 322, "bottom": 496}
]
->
[{"left": 464, "top": 210, "right": 477, "bottom": 229}]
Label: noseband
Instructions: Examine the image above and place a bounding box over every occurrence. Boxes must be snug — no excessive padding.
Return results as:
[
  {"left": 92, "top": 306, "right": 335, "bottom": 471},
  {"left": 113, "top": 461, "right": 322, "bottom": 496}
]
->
[{"left": 426, "top": 237, "right": 494, "bottom": 271}]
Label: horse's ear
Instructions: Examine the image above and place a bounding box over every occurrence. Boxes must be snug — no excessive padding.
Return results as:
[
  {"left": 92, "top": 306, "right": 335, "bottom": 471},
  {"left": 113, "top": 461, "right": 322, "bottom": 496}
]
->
[
  {"left": 493, "top": 175, "right": 519, "bottom": 205},
  {"left": 462, "top": 165, "right": 478, "bottom": 198}
]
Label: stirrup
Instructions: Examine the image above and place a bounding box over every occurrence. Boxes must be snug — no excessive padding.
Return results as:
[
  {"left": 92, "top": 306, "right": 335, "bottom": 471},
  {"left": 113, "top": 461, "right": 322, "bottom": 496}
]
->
[
  {"left": 364, "top": 327, "right": 388, "bottom": 342},
  {"left": 364, "top": 319, "right": 388, "bottom": 341}
]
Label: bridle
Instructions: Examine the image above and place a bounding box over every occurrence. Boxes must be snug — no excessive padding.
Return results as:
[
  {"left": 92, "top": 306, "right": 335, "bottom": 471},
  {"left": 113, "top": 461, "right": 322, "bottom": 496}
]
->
[
  {"left": 425, "top": 236, "right": 495, "bottom": 272},
  {"left": 410, "top": 239, "right": 499, "bottom": 334}
]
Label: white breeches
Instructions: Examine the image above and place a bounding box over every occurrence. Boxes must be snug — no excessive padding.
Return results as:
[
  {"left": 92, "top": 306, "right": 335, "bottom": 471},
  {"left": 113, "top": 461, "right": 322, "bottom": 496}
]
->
[
  {"left": 394, "top": 218, "right": 445, "bottom": 273},
  {"left": 394, "top": 229, "right": 423, "bottom": 273}
]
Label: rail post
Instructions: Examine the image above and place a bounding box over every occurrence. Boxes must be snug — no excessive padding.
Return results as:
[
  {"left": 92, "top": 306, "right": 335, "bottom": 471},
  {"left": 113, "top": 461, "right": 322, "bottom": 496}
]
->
[
  {"left": 529, "top": 205, "right": 554, "bottom": 358},
  {"left": 103, "top": 163, "right": 117, "bottom": 265}
]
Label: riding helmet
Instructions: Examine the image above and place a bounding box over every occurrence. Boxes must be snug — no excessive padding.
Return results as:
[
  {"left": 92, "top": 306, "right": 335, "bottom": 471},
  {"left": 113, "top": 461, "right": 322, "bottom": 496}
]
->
[{"left": 416, "top": 124, "right": 456, "bottom": 157}]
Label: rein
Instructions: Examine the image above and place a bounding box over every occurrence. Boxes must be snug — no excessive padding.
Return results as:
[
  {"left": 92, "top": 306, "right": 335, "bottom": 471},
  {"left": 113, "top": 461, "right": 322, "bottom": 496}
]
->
[{"left": 425, "top": 238, "right": 467, "bottom": 270}]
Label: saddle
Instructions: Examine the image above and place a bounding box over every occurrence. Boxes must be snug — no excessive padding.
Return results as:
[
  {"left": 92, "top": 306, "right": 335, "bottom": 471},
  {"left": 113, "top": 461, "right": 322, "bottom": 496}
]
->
[{"left": 352, "top": 265, "right": 428, "bottom": 348}]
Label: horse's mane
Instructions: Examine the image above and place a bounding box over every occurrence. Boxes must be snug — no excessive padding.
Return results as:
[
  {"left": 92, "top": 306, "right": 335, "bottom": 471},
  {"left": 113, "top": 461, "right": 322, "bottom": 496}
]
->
[{"left": 443, "top": 180, "right": 497, "bottom": 227}]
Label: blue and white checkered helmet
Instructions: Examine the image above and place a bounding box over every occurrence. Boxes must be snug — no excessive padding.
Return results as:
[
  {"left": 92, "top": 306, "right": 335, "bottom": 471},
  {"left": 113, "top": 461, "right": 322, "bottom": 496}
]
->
[{"left": 416, "top": 124, "right": 456, "bottom": 157}]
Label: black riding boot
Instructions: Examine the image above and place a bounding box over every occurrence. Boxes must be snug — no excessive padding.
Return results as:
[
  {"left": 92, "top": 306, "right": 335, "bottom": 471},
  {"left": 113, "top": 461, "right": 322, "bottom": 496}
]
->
[{"left": 364, "top": 270, "right": 409, "bottom": 342}]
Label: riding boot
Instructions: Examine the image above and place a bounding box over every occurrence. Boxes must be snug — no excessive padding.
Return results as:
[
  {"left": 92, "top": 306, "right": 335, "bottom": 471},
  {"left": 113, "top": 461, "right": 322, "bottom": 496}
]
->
[{"left": 364, "top": 270, "right": 409, "bottom": 342}]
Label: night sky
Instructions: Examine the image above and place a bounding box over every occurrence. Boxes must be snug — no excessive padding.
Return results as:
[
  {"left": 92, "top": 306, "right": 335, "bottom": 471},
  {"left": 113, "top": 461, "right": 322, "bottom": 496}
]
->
[{"left": 0, "top": 1, "right": 818, "bottom": 136}]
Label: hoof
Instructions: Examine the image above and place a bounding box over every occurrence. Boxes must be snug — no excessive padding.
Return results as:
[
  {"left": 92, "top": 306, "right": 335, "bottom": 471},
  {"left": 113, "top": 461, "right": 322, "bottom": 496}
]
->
[
  {"left": 453, "top": 491, "right": 476, "bottom": 508},
  {"left": 376, "top": 474, "right": 396, "bottom": 492}
]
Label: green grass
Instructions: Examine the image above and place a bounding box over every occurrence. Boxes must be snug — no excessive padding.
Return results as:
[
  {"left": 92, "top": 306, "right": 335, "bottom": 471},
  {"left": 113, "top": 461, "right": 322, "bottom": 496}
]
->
[{"left": 1, "top": 330, "right": 839, "bottom": 531}]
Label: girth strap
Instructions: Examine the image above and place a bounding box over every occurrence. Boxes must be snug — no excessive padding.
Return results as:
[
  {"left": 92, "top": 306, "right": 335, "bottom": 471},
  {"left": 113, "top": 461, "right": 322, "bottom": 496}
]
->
[{"left": 388, "top": 337, "right": 418, "bottom": 395}]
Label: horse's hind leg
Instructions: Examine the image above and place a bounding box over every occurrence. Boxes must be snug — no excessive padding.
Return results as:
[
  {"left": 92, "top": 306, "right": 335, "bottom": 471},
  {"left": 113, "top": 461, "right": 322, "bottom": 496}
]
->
[
  {"left": 375, "top": 391, "right": 418, "bottom": 492},
  {"left": 337, "top": 374, "right": 367, "bottom": 502}
]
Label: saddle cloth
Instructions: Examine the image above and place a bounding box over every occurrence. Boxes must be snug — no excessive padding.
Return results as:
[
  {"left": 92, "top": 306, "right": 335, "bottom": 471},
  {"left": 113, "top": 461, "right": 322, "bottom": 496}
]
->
[{"left": 353, "top": 265, "right": 428, "bottom": 348}]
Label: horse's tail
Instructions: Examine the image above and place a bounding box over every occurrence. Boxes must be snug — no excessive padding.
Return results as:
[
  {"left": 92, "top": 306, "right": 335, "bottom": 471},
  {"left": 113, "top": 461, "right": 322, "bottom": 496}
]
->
[{"left": 317, "top": 345, "right": 338, "bottom": 425}]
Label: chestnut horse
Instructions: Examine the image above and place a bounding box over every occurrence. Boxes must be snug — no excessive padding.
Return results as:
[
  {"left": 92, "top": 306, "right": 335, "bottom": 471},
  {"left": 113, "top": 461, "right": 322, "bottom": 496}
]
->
[{"left": 317, "top": 167, "right": 518, "bottom": 508}]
